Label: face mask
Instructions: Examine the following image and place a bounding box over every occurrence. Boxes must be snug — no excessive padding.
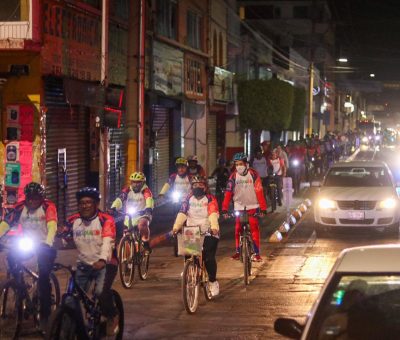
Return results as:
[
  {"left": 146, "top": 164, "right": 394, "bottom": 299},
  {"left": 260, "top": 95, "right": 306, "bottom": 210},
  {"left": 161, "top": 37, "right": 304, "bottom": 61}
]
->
[
  {"left": 236, "top": 165, "right": 247, "bottom": 175},
  {"left": 193, "top": 188, "right": 205, "bottom": 197}
]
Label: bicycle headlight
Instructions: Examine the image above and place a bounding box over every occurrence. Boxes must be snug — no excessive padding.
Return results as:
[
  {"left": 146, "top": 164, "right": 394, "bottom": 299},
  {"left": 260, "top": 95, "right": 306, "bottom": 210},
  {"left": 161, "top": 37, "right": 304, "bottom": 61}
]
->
[
  {"left": 234, "top": 211, "right": 240, "bottom": 217},
  {"left": 379, "top": 198, "right": 397, "bottom": 209},
  {"left": 292, "top": 159, "right": 300, "bottom": 167},
  {"left": 127, "top": 206, "right": 136, "bottom": 216},
  {"left": 172, "top": 191, "right": 181, "bottom": 202},
  {"left": 18, "top": 237, "right": 34, "bottom": 252},
  {"left": 362, "top": 136, "right": 368, "bottom": 143}
]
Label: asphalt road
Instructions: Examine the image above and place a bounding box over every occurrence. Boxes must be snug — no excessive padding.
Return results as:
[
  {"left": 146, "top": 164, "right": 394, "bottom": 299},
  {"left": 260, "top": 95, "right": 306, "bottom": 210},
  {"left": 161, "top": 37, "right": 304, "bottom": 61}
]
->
[{"left": 2, "top": 145, "right": 400, "bottom": 339}]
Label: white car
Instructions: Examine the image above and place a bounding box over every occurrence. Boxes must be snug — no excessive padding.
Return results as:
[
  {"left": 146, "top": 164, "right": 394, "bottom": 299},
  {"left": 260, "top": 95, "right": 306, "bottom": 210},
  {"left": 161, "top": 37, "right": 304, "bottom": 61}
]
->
[
  {"left": 275, "top": 244, "right": 400, "bottom": 339},
  {"left": 314, "top": 160, "right": 400, "bottom": 234}
]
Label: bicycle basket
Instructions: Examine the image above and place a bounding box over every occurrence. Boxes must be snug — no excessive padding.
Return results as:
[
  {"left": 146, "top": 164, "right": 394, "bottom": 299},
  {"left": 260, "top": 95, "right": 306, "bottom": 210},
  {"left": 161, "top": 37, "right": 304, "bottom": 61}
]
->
[{"left": 177, "top": 226, "right": 203, "bottom": 256}]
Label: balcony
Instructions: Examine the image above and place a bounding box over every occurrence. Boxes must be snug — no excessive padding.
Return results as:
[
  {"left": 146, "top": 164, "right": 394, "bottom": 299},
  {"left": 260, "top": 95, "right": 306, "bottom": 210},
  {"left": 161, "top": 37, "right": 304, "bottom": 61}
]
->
[{"left": 0, "top": 21, "right": 31, "bottom": 40}]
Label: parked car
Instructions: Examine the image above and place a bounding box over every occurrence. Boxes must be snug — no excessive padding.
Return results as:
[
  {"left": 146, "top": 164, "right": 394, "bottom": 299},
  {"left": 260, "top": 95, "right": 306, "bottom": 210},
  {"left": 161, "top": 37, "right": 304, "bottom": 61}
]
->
[
  {"left": 275, "top": 244, "right": 400, "bottom": 339},
  {"left": 314, "top": 160, "right": 400, "bottom": 235}
]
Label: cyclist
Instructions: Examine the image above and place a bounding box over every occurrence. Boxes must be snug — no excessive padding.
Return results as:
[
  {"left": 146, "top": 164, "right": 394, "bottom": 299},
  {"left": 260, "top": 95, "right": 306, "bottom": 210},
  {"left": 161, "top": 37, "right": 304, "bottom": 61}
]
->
[
  {"left": 65, "top": 187, "right": 119, "bottom": 336},
  {"left": 159, "top": 157, "right": 191, "bottom": 200},
  {"left": 110, "top": 172, "right": 154, "bottom": 252},
  {"left": 210, "top": 159, "right": 230, "bottom": 209},
  {"left": 221, "top": 153, "right": 267, "bottom": 262},
  {"left": 187, "top": 155, "right": 206, "bottom": 177},
  {"left": 251, "top": 146, "right": 268, "bottom": 193},
  {"left": 267, "top": 149, "right": 286, "bottom": 206},
  {"left": 172, "top": 175, "right": 220, "bottom": 296},
  {"left": 0, "top": 182, "right": 57, "bottom": 332}
]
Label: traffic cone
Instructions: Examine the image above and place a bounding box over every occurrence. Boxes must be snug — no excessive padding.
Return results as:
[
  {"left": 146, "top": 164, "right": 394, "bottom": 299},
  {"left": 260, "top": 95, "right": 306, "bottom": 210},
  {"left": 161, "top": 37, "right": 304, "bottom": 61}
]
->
[
  {"left": 269, "top": 230, "right": 283, "bottom": 242},
  {"left": 278, "top": 222, "right": 290, "bottom": 233},
  {"left": 289, "top": 215, "right": 297, "bottom": 226}
]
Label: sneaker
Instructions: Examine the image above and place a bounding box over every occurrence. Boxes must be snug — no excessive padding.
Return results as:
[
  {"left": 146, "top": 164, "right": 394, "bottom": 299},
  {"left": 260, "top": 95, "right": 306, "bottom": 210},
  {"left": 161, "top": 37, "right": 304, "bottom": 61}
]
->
[
  {"left": 231, "top": 252, "right": 240, "bottom": 260},
  {"left": 253, "top": 254, "right": 263, "bottom": 262},
  {"left": 208, "top": 281, "right": 220, "bottom": 297},
  {"left": 106, "top": 315, "right": 120, "bottom": 336}
]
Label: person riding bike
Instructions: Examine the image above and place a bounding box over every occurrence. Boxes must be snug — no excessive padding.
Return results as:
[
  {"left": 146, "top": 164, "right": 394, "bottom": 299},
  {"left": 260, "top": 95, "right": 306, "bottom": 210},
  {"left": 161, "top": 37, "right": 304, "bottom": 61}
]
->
[
  {"left": 110, "top": 172, "right": 154, "bottom": 252},
  {"left": 65, "top": 187, "right": 119, "bottom": 336},
  {"left": 221, "top": 153, "right": 267, "bottom": 262},
  {"left": 172, "top": 175, "right": 220, "bottom": 297},
  {"left": 159, "top": 157, "right": 191, "bottom": 201},
  {"left": 187, "top": 155, "right": 206, "bottom": 177},
  {"left": 210, "top": 159, "right": 231, "bottom": 210},
  {"left": 267, "top": 149, "right": 286, "bottom": 206},
  {"left": 0, "top": 182, "right": 58, "bottom": 332},
  {"left": 251, "top": 146, "right": 268, "bottom": 194}
]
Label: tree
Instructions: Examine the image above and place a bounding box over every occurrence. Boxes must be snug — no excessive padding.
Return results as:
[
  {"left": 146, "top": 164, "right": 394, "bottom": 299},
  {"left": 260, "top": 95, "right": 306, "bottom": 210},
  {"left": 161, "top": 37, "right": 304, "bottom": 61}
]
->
[
  {"left": 289, "top": 87, "right": 307, "bottom": 132},
  {"left": 237, "top": 78, "right": 294, "bottom": 145}
]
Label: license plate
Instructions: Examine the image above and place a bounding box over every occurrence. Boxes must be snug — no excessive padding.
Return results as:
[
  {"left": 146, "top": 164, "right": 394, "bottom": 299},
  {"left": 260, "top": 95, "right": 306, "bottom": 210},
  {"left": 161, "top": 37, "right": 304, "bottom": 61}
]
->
[{"left": 348, "top": 211, "right": 364, "bottom": 220}]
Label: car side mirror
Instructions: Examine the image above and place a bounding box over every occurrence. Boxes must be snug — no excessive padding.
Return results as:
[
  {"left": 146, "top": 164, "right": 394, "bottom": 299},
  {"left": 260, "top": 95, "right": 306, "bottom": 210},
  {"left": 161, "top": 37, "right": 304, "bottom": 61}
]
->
[{"left": 274, "top": 318, "right": 303, "bottom": 339}]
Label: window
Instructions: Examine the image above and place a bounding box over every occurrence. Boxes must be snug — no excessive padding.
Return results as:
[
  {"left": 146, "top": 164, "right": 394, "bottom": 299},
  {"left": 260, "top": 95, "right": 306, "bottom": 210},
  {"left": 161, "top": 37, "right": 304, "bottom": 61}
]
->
[
  {"left": 0, "top": 0, "right": 27, "bottom": 21},
  {"left": 324, "top": 167, "right": 392, "bottom": 187},
  {"left": 157, "top": 0, "right": 177, "bottom": 40},
  {"left": 219, "top": 32, "right": 224, "bottom": 67},
  {"left": 213, "top": 31, "right": 218, "bottom": 66},
  {"left": 185, "top": 57, "right": 204, "bottom": 97},
  {"left": 187, "top": 10, "right": 202, "bottom": 50},
  {"left": 293, "top": 6, "right": 309, "bottom": 19},
  {"left": 245, "top": 6, "right": 273, "bottom": 19}
]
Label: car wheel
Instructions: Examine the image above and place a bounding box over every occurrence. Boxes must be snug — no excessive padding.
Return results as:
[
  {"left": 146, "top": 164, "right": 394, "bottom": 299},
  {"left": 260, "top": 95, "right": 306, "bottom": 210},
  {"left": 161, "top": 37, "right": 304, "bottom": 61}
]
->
[{"left": 315, "top": 223, "right": 331, "bottom": 238}]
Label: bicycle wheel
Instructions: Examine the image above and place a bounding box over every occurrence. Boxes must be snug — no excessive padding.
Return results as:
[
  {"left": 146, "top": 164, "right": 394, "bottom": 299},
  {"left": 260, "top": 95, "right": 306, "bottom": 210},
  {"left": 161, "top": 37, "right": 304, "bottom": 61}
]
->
[
  {"left": 111, "top": 290, "right": 125, "bottom": 340},
  {"left": 138, "top": 242, "right": 150, "bottom": 280},
  {"left": 46, "top": 305, "right": 78, "bottom": 340},
  {"left": 202, "top": 269, "right": 212, "bottom": 301},
  {"left": 0, "top": 279, "right": 22, "bottom": 339},
  {"left": 32, "top": 271, "right": 61, "bottom": 328},
  {"left": 118, "top": 235, "right": 135, "bottom": 288},
  {"left": 242, "top": 240, "right": 250, "bottom": 285},
  {"left": 182, "top": 259, "right": 200, "bottom": 314},
  {"left": 247, "top": 239, "right": 253, "bottom": 277}
]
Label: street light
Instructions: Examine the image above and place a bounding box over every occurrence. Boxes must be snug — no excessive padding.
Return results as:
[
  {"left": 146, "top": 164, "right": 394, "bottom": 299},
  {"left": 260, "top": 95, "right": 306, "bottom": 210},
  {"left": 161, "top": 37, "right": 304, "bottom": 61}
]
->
[
  {"left": 370, "top": 73, "right": 375, "bottom": 78},
  {"left": 338, "top": 58, "right": 348, "bottom": 63}
]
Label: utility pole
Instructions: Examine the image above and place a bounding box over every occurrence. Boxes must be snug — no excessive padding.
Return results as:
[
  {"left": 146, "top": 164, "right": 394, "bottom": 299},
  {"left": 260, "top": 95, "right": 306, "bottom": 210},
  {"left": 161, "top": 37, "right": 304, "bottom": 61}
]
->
[
  {"left": 126, "top": 0, "right": 145, "bottom": 181},
  {"left": 308, "top": 62, "right": 314, "bottom": 135},
  {"left": 99, "top": 0, "right": 109, "bottom": 209}
]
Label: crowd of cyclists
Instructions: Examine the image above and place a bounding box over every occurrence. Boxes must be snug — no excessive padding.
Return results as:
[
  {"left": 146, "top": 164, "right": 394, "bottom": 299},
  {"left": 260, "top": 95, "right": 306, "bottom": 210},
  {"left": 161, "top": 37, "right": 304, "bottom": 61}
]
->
[{"left": 0, "top": 130, "right": 364, "bottom": 337}]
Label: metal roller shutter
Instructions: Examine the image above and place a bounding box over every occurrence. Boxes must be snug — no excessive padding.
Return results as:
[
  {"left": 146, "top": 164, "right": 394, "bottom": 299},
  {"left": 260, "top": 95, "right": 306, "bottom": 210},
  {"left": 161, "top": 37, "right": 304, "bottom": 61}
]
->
[
  {"left": 44, "top": 77, "right": 89, "bottom": 223},
  {"left": 207, "top": 113, "right": 217, "bottom": 174},
  {"left": 109, "top": 128, "right": 125, "bottom": 203},
  {"left": 151, "top": 105, "right": 169, "bottom": 195}
]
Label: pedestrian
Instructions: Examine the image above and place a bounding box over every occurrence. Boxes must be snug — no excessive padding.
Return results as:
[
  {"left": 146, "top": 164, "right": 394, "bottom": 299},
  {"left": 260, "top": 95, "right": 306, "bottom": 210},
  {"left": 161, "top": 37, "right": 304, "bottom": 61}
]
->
[{"left": 251, "top": 146, "right": 268, "bottom": 193}]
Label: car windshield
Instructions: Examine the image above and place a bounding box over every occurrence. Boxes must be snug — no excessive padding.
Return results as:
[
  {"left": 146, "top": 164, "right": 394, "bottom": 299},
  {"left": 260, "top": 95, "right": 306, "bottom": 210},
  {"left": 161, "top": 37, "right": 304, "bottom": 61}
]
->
[
  {"left": 307, "top": 274, "right": 400, "bottom": 340},
  {"left": 324, "top": 167, "right": 392, "bottom": 187}
]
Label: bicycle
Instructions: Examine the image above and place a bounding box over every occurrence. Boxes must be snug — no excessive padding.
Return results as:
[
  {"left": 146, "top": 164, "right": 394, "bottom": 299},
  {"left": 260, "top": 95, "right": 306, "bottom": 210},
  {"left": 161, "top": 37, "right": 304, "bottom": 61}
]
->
[
  {"left": 175, "top": 226, "right": 213, "bottom": 314},
  {"left": 46, "top": 262, "right": 124, "bottom": 340},
  {"left": 0, "top": 237, "right": 60, "bottom": 339},
  {"left": 118, "top": 207, "right": 150, "bottom": 288},
  {"left": 231, "top": 209, "right": 256, "bottom": 285}
]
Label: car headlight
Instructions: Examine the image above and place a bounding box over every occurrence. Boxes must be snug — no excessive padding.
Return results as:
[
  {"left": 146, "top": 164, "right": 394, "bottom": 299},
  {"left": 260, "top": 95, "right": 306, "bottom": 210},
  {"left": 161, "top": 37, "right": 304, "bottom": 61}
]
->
[
  {"left": 379, "top": 198, "right": 397, "bottom": 209},
  {"left": 318, "top": 199, "right": 336, "bottom": 210}
]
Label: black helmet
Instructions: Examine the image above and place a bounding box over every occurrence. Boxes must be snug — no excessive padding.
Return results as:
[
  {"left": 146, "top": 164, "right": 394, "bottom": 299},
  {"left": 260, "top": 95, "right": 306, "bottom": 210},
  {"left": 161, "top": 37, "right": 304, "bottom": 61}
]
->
[
  {"left": 76, "top": 187, "right": 101, "bottom": 202},
  {"left": 24, "top": 182, "right": 45, "bottom": 198}
]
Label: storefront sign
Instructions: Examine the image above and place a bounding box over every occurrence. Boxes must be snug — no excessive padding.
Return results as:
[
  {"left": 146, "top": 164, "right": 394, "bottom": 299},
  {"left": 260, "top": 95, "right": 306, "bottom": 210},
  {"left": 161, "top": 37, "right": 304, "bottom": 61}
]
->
[
  {"left": 213, "top": 67, "right": 233, "bottom": 102},
  {"left": 153, "top": 41, "right": 183, "bottom": 96}
]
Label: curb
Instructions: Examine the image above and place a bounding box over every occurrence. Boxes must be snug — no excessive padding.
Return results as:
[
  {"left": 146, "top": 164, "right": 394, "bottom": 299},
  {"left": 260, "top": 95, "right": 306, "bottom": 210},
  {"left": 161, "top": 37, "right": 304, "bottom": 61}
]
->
[{"left": 268, "top": 198, "right": 312, "bottom": 242}]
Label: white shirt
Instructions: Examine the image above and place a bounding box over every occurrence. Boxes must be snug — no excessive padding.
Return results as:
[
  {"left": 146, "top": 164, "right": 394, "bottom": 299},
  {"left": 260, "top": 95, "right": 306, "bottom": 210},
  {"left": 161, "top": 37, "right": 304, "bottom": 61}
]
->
[
  {"left": 19, "top": 206, "right": 48, "bottom": 242},
  {"left": 186, "top": 196, "right": 210, "bottom": 233},
  {"left": 233, "top": 172, "right": 259, "bottom": 210},
  {"left": 174, "top": 175, "right": 191, "bottom": 197}
]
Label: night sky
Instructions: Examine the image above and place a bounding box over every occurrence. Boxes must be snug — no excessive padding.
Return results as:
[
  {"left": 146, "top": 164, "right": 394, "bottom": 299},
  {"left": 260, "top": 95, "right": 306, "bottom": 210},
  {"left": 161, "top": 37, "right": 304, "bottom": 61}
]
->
[{"left": 331, "top": 0, "right": 400, "bottom": 81}]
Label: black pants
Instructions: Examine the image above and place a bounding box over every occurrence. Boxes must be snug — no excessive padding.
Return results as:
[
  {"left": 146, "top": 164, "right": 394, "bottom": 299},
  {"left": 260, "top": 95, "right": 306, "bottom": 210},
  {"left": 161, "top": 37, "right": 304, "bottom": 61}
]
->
[
  {"left": 203, "top": 236, "right": 219, "bottom": 282},
  {"left": 8, "top": 244, "right": 57, "bottom": 319}
]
